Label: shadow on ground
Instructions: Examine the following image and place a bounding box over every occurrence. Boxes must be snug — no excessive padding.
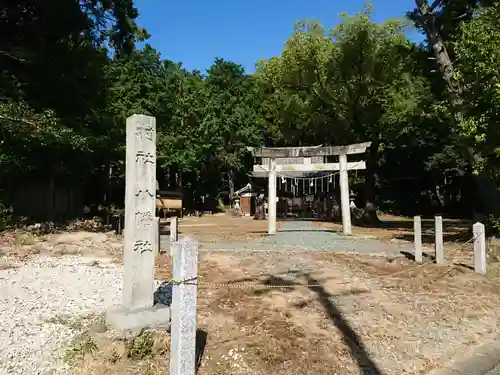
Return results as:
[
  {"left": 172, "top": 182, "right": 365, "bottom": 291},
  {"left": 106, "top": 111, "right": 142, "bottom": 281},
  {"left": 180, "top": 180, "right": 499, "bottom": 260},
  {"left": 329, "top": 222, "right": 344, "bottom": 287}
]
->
[
  {"left": 154, "top": 280, "right": 172, "bottom": 306},
  {"left": 196, "top": 329, "right": 208, "bottom": 373},
  {"left": 400, "top": 251, "right": 475, "bottom": 271},
  {"left": 227, "top": 271, "right": 382, "bottom": 375},
  {"left": 395, "top": 231, "right": 471, "bottom": 244},
  {"left": 400, "top": 250, "right": 436, "bottom": 262},
  {"left": 265, "top": 229, "right": 340, "bottom": 234},
  {"left": 274, "top": 217, "right": 472, "bottom": 243}
]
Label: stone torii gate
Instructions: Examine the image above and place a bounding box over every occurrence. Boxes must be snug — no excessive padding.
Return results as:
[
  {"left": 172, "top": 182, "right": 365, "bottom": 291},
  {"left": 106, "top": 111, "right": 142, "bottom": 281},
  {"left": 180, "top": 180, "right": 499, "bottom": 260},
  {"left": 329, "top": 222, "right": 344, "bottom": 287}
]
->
[{"left": 248, "top": 142, "right": 372, "bottom": 235}]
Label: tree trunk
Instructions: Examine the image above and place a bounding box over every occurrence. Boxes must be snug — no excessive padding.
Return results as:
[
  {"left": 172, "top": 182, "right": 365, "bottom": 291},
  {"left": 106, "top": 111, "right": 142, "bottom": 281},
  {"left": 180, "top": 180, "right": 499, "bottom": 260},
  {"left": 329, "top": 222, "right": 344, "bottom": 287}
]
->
[
  {"left": 104, "top": 164, "right": 112, "bottom": 224},
  {"left": 362, "top": 142, "right": 380, "bottom": 224},
  {"left": 415, "top": 0, "right": 489, "bottom": 219},
  {"left": 254, "top": 196, "right": 266, "bottom": 220},
  {"left": 169, "top": 166, "right": 177, "bottom": 190},
  {"left": 48, "top": 173, "right": 55, "bottom": 222},
  {"left": 434, "top": 182, "right": 444, "bottom": 210},
  {"left": 416, "top": 0, "right": 462, "bottom": 111},
  {"left": 228, "top": 169, "right": 235, "bottom": 207}
]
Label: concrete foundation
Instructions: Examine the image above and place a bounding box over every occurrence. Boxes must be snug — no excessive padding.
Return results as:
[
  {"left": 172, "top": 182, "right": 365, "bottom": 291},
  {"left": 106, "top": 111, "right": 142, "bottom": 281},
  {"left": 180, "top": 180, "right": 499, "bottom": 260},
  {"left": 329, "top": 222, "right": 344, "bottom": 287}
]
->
[{"left": 106, "top": 303, "right": 171, "bottom": 334}]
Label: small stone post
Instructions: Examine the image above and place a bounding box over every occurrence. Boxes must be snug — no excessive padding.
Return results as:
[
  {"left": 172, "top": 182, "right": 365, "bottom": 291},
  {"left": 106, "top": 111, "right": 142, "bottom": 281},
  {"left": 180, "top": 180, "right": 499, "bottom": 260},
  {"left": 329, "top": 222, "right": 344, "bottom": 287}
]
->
[
  {"left": 435, "top": 216, "right": 444, "bottom": 264},
  {"left": 414, "top": 216, "right": 422, "bottom": 263},
  {"left": 170, "top": 216, "right": 178, "bottom": 245},
  {"left": 170, "top": 237, "right": 198, "bottom": 375},
  {"left": 473, "top": 222, "right": 487, "bottom": 275}
]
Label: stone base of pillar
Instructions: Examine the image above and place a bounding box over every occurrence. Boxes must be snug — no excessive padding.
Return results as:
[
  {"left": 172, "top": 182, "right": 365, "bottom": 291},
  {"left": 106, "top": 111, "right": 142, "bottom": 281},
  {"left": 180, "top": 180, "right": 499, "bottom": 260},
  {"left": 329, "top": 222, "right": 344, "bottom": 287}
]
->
[{"left": 106, "top": 304, "right": 171, "bottom": 335}]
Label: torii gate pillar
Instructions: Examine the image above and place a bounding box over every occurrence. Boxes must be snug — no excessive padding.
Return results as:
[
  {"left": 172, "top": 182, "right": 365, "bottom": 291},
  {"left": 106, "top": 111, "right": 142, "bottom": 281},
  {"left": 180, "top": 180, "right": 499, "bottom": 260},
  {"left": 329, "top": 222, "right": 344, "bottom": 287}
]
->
[
  {"left": 267, "top": 158, "right": 277, "bottom": 234},
  {"left": 339, "top": 152, "right": 352, "bottom": 235}
]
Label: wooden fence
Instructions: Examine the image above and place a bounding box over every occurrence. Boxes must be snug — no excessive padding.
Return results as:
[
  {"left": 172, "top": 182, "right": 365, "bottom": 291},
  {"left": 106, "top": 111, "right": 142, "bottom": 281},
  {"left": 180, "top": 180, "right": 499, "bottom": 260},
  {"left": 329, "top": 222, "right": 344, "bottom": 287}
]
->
[{"left": 10, "top": 180, "right": 83, "bottom": 221}]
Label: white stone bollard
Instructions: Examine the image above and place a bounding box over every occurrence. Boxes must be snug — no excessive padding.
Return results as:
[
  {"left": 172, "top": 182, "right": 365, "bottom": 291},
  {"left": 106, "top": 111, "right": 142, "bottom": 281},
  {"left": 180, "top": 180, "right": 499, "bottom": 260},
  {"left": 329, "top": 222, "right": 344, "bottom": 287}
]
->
[
  {"left": 170, "top": 216, "right": 178, "bottom": 244},
  {"left": 169, "top": 216, "right": 178, "bottom": 256},
  {"left": 435, "top": 216, "right": 444, "bottom": 264},
  {"left": 414, "top": 216, "right": 422, "bottom": 263},
  {"left": 170, "top": 237, "right": 198, "bottom": 375},
  {"left": 473, "top": 222, "right": 487, "bottom": 275}
]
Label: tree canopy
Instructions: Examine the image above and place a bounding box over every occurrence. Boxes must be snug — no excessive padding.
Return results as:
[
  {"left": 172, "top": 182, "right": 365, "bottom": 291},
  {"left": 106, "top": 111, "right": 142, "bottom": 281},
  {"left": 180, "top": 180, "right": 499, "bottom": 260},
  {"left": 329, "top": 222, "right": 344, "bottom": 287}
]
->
[{"left": 2, "top": 1, "right": 500, "bottom": 228}]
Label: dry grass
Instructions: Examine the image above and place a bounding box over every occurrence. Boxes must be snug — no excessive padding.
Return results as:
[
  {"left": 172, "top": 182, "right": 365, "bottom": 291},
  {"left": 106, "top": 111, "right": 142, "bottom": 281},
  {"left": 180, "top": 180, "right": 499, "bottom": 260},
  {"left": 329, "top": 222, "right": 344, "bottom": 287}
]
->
[
  {"left": 315, "top": 214, "right": 471, "bottom": 242},
  {"left": 194, "top": 252, "right": 500, "bottom": 375},
  {"left": 316, "top": 214, "right": 496, "bottom": 270},
  {"left": 0, "top": 229, "right": 123, "bottom": 262},
  {"left": 68, "top": 329, "right": 171, "bottom": 375},
  {"left": 72, "top": 247, "right": 500, "bottom": 375},
  {"left": 174, "top": 214, "right": 269, "bottom": 243}
]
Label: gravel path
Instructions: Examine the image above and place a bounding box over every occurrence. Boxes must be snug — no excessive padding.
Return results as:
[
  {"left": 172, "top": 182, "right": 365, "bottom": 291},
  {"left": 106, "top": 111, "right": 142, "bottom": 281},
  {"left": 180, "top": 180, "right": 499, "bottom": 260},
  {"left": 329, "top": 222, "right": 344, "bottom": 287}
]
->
[
  {"left": 193, "top": 220, "right": 413, "bottom": 255},
  {"left": 0, "top": 255, "right": 123, "bottom": 375}
]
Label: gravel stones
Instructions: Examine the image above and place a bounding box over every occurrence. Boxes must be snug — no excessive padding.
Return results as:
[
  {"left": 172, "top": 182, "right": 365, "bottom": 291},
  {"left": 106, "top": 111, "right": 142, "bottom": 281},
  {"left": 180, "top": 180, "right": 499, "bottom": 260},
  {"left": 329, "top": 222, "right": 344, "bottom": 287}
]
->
[
  {"left": 199, "top": 220, "right": 412, "bottom": 256},
  {"left": 53, "top": 232, "right": 109, "bottom": 245},
  {"left": 0, "top": 255, "right": 123, "bottom": 375}
]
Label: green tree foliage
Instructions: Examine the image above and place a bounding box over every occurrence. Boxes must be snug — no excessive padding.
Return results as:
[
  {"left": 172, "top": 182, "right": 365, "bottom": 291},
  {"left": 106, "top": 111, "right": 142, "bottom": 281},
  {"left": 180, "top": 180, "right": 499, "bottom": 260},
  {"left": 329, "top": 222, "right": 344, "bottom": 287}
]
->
[
  {"left": 0, "top": 0, "right": 146, "bottom": 116},
  {"left": 256, "top": 9, "right": 460, "bottom": 216},
  {"left": 100, "top": 51, "right": 263, "bottom": 204},
  {"left": 2, "top": 1, "right": 500, "bottom": 226},
  {"left": 204, "top": 58, "right": 264, "bottom": 197},
  {"left": 453, "top": 3, "right": 500, "bottom": 224},
  {"left": 408, "top": 0, "right": 496, "bottom": 46},
  {"left": 0, "top": 0, "right": 144, "bottom": 177},
  {"left": 455, "top": 3, "right": 500, "bottom": 160},
  {"left": 0, "top": 0, "right": 145, "bottom": 214}
]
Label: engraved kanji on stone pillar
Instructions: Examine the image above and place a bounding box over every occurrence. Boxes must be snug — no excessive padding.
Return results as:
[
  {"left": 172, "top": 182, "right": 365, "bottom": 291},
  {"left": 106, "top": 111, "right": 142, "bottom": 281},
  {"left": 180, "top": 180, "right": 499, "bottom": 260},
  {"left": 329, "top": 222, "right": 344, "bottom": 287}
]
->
[{"left": 123, "top": 114, "right": 157, "bottom": 311}]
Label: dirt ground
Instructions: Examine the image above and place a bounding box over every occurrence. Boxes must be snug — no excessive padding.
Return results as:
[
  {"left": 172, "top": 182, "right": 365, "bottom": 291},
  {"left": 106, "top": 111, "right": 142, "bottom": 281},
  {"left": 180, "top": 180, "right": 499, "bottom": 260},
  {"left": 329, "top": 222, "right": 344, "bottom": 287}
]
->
[
  {"left": 172, "top": 213, "right": 270, "bottom": 242},
  {"left": 175, "top": 213, "right": 472, "bottom": 244},
  {"left": 52, "top": 213, "right": 500, "bottom": 375},
  {"left": 175, "top": 213, "right": 495, "bottom": 267},
  {"left": 315, "top": 214, "right": 472, "bottom": 244}
]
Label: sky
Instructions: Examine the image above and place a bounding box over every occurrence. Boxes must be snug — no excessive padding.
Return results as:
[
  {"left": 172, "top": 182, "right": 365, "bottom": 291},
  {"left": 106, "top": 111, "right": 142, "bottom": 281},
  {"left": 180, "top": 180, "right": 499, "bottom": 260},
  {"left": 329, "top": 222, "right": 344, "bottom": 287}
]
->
[{"left": 134, "top": 0, "right": 423, "bottom": 74}]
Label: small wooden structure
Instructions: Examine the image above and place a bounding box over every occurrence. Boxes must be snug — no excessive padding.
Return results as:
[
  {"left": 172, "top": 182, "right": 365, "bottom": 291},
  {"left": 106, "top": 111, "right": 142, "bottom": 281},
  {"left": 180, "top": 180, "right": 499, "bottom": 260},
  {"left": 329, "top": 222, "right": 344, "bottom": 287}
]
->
[
  {"left": 233, "top": 183, "right": 257, "bottom": 216},
  {"left": 10, "top": 179, "right": 83, "bottom": 221},
  {"left": 239, "top": 192, "right": 258, "bottom": 216},
  {"left": 156, "top": 190, "right": 183, "bottom": 218}
]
